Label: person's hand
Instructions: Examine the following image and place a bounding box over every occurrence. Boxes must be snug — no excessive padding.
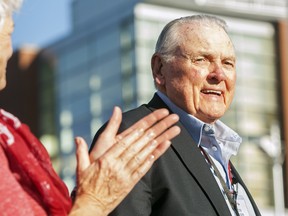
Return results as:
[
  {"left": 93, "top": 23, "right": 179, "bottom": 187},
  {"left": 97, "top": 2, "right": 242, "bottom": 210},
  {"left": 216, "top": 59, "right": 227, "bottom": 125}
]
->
[{"left": 70, "top": 106, "right": 180, "bottom": 216}]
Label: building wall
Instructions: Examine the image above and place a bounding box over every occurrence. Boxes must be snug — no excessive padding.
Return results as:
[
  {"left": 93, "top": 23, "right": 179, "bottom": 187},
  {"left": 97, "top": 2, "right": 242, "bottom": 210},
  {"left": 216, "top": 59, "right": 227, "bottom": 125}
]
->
[
  {"left": 0, "top": 47, "right": 40, "bottom": 135},
  {"left": 1, "top": 46, "right": 61, "bottom": 171}
]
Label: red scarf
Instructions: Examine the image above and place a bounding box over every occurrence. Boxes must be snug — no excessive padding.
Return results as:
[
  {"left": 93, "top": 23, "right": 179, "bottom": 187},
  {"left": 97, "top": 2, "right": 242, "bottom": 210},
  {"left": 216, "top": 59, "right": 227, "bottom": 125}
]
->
[{"left": 0, "top": 109, "right": 72, "bottom": 215}]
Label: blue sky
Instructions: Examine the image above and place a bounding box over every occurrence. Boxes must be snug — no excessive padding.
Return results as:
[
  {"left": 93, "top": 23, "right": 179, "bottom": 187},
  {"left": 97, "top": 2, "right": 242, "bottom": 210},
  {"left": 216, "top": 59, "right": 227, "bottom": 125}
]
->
[{"left": 12, "top": 0, "right": 72, "bottom": 49}]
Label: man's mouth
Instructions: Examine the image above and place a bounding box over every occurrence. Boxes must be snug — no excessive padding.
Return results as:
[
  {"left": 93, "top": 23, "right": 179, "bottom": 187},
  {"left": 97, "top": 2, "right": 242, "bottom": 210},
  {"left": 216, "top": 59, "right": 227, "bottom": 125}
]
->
[{"left": 201, "top": 90, "right": 222, "bottom": 96}]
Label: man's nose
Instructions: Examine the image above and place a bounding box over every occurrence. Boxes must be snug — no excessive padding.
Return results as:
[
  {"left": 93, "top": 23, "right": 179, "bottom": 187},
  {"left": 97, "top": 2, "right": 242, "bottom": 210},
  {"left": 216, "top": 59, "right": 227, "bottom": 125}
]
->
[{"left": 207, "top": 62, "right": 226, "bottom": 82}]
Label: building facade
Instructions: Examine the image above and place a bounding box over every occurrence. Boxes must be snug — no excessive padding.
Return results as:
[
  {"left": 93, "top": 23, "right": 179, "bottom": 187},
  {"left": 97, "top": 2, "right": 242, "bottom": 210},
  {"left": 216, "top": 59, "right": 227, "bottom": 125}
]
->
[{"left": 47, "top": 0, "right": 288, "bottom": 213}]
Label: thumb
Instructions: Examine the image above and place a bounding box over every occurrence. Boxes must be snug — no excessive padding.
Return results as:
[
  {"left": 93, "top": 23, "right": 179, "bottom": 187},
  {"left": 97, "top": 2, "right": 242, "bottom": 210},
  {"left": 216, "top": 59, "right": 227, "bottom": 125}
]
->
[{"left": 90, "top": 106, "right": 122, "bottom": 160}]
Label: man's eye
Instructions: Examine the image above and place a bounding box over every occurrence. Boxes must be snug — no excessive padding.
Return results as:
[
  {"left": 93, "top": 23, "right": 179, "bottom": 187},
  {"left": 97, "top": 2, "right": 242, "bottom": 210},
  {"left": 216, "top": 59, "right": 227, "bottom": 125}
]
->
[
  {"left": 224, "top": 60, "right": 234, "bottom": 67},
  {"left": 194, "top": 58, "right": 206, "bottom": 62}
]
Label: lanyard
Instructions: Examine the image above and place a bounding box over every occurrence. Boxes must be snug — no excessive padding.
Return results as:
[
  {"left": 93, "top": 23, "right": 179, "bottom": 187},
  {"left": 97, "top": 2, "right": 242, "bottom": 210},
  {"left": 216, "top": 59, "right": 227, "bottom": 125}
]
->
[{"left": 200, "top": 147, "right": 239, "bottom": 216}]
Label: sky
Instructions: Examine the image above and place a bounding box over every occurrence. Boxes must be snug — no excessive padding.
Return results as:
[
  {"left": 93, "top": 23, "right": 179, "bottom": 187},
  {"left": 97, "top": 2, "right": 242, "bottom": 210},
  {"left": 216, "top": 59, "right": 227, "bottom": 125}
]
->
[{"left": 12, "top": 0, "right": 72, "bottom": 49}]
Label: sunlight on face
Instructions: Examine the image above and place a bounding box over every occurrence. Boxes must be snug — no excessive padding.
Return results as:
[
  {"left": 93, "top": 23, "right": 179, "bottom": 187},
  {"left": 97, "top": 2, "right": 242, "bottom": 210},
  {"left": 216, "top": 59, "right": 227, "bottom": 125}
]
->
[
  {"left": 158, "top": 23, "right": 236, "bottom": 124},
  {"left": 0, "top": 15, "right": 14, "bottom": 91}
]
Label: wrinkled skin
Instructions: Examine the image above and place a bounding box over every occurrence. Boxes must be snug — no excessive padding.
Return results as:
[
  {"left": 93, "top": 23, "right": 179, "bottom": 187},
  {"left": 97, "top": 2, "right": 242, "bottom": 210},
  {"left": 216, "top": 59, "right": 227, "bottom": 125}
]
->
[
  {"left": 152, "top": 23, "right": 236, "bottom": 124},
  {"left": 70, "top": 107, "right": 180, "bottom": 216}
]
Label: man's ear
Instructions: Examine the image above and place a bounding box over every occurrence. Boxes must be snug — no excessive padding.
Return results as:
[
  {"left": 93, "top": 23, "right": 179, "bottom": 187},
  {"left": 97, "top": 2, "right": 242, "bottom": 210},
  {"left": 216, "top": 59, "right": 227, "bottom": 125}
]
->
[{"left": 151, "top": 53, "right": 165, "bottom": 86}]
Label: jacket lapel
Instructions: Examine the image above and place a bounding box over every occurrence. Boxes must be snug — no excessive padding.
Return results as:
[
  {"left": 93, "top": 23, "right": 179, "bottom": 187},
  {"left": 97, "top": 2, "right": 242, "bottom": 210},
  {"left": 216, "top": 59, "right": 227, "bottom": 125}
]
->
[{"left": 148, "top": 93, "right": 232, "bottom": 215}]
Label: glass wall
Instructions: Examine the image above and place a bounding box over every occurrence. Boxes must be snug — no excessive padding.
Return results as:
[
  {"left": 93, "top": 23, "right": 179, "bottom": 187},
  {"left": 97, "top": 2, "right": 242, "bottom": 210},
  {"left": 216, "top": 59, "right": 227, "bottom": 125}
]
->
[
  {"left": 55, "top": 20, "right": 124, "bottom": 191},
  {"left": 56, "top": 40, "right": 91, "bottom": 190},
  {"left": 120, "top": 18, "right": 138, "bottom": 111}
]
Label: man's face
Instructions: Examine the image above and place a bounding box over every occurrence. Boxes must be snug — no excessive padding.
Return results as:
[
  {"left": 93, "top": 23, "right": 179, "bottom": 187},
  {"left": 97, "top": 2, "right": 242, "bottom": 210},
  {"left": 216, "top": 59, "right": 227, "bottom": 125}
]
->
[
  {"left": 153, "top": 23, "right": 236, "bottom": 124},
  {"left": 0, "top": 16, "right": 14, "bottom": 91}
]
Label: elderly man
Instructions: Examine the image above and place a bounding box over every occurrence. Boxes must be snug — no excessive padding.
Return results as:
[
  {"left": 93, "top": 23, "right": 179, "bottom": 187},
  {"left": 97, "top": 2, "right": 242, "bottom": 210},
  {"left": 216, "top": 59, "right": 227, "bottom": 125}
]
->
[{"left": 91, "top": 14, "right": 261, "bottom": 216}]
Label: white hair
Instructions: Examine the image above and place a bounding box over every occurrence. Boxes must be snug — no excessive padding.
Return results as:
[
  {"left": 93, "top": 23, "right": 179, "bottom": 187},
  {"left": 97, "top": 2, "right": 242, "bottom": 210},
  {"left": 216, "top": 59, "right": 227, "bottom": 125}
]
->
[
  {"left": 155, "top": 14, "right": 229, "bottom": 62},
  {"left": 0, "top": 0, "right": 23, "bottom": 29}
]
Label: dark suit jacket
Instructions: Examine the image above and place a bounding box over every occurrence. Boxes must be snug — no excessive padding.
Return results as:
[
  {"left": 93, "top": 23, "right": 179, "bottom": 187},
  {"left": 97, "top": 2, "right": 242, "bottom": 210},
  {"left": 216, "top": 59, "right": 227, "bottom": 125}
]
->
[{"left": 91, "top": 93, "right": 261, "bottom": 216}]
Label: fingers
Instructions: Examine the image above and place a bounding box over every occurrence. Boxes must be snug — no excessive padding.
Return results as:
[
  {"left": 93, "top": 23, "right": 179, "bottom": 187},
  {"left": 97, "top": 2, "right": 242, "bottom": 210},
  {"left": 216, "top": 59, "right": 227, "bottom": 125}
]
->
[
  {"left": 146, "top": 126, "right": 180, "bottom": 161},
  {"left": 131, "top": 140, "right": 172, "bottom": 180},
  {"left": 89, "top": 108, "right": 180, "bottom": 184},
  {"left": 99, "top": 106, "right": 122, "bottom": 140},
  {"left": 90, "top": 106, "right": 122, "bottom": 161},
  {"left": 75, "top": 137, "right": 90, "bottom": 175},
  {"left": 117, "top": 109, "right": 170, "bottom": 139},
  {"left": 125, "top": 124, "right": 180, "bottom": 177},
  {"left": 91, "top": 108, "right": 172, "bottom": 162},
  {"left": 101, "top": 111, "right": 180, "bottom": 182},
  {"left": 117, "top": 113, "right": 179, "bottom": 159},
  {"left": 109, "top": 111, "right": 179, "bottom": 158}
]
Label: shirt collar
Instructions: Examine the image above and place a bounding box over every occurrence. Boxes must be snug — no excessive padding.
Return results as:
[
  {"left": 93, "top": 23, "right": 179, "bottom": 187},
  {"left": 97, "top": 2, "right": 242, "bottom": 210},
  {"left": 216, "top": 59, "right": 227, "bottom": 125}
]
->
[
  {"left": 156, "top": 91, "right": 203, "bottom": 145},
  {"left": 156, "top": 91, "right": 242, "bottom": 156}
]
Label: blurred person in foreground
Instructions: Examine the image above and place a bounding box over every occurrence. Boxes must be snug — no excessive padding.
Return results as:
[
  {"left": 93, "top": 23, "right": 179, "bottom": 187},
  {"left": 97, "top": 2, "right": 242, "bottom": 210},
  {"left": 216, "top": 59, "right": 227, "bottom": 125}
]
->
[
  {"left": 0, "top": 0, "right": 181, "bottom": 215},
  {"left": 91, "top": 15, "right": 261, "bottom": 216}
]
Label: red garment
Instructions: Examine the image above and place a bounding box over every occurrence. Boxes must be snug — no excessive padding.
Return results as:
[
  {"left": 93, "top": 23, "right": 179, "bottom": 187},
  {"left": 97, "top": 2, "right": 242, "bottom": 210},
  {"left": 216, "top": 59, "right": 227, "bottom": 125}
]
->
[{"left": 0, "top": 109, "right": 72, "bottom": 215}]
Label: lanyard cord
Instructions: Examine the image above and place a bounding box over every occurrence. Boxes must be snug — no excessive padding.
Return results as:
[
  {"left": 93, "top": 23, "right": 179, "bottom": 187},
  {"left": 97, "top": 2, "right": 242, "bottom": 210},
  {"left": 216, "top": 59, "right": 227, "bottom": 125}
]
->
[{"left": 200, "top": 147, "right": 239, "bottom": 216}]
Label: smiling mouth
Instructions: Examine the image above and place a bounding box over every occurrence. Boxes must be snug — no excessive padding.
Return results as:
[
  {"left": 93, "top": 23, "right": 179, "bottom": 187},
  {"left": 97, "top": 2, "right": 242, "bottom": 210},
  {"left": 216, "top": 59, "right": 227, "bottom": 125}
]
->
[{"left": 201, "top": 90, "right": 222, "bottom": 96}]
